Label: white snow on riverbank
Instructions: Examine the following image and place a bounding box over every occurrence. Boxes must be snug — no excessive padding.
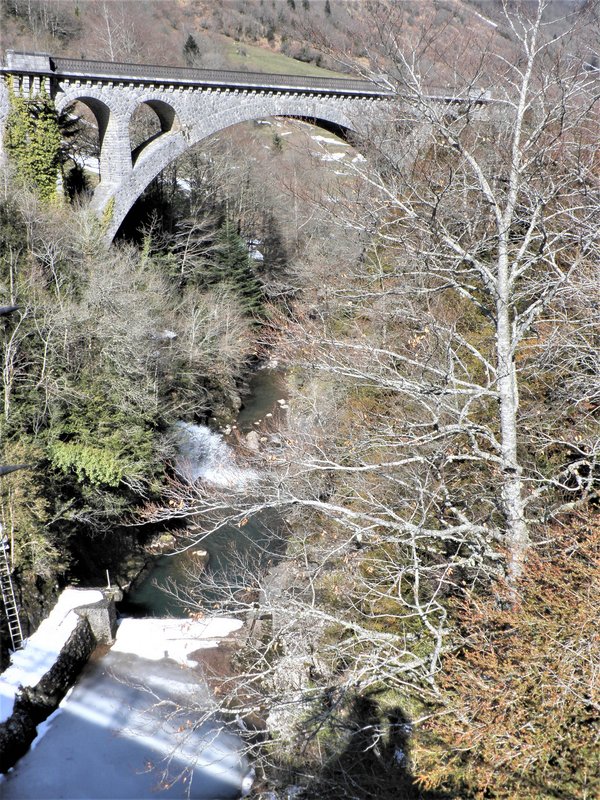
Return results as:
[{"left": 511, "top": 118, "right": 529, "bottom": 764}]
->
[
  {"left": 112, "top": 616, "right": 244, "bottom": 666},
  {"left": 0, "top": 588, "right": 103, "bottom": 723},
  {"left": 311, "top": 135, "right": 349, "bottom": 146}
]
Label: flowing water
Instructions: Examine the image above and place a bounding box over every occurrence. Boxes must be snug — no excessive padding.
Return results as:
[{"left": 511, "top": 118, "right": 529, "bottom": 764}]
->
[
  {"left": 1, "top": 369, "right": 286, "bottom": 799},
  {"left": 121, "top": 368, "right": 287, "bottom": 618},
  {"left": 173, "top": 422, "right": 259, "bottom": 489}
]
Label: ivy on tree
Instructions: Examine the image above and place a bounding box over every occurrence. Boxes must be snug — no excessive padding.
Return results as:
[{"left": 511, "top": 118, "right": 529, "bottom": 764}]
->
[{"left": 4, "top": 87, "right": 62, "bottom": 202}]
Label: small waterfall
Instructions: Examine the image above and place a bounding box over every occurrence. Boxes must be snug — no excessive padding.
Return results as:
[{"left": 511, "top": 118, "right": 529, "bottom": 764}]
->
[{"left": 174, "top": 422, "right": 258, "bottom": 490}]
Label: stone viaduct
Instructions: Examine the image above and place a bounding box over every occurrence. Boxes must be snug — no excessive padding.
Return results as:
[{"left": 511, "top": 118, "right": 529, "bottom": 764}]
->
[
  {"left": 0, "top": 51, "right": 489, "bottom": 241},
  {"left": 0, "top": 51, "right": 393, "bottom": 240}
]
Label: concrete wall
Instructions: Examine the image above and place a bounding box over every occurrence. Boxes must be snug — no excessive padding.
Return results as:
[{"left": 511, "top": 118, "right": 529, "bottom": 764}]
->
[{"left": 0, "top": 592, "right": 117, "bottom": 773}]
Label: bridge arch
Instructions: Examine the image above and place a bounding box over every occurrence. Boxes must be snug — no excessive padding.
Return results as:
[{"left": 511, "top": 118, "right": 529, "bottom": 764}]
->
[
  {"left": 128, "top": 98, "right": 181, "bottom": 165},
  {"left": 56, "top": 89, "right": 133, "bottom": 188},
  {"left": 0, "top": 53, "right": 400, "bottom": 239},
  {"left": 63, "top": 95, "right": 111, "bottom": 148},
  {"left": 1, "top": 52, "right": 486, "bottom": 243},
  {"left": 103, "top": 93, "right": 365, "bottom": 241}
]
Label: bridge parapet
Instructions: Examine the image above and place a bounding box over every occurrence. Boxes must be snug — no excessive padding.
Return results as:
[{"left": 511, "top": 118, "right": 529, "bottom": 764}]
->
[{"left": 3, "top": 50, "right": 390, "bottom": 98}]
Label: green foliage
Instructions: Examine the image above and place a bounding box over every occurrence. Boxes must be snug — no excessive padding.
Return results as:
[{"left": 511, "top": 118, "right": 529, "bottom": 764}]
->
[
  {"left": 209, "top": 218, "right": 265, "bottom": 317},
  {"left": 272, "top": 132, "right": 283, "bottom": 153},
  {"left": 0, "top": 438, "right": 66, "bottom": 586},
  {"left": 4, "top": 86, "right": 62, "bottom": 202},
  {"left": 0, "top": 193, "right": 25, "bottom": 252},
  {"left": 0, "top": 179, "right": 262, "bottom": 594},
  {"left": 48, "top": 371, "right": 159, "bottom": 491},
  {"left": 49, "top": 441, "right": 124, "bottom": 487},
  {"left": 183, "top": 33, "right": 200, "bottom": 65},
  {"left": 100, "top": 196, "right": 116, "bottom": 235}
]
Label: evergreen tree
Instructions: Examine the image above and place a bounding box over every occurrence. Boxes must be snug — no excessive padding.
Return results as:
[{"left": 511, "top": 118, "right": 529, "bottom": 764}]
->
[
  {"left": 183, "top": 34, "right": 200, "bottom": 66},
  {"left": 212, "top": 219, "right": 264, "bottom": 317}
]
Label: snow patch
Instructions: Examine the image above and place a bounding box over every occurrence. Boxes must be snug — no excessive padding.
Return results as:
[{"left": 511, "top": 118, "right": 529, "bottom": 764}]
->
[
  {"left": 111, "top": 617, "right": 244, "bottom": 665},
  {"left": 470, "top": 8, "right": 498, "bottom": 28},
  {"left": 319, "top": 152, "right": 346, "bottom": 162},
  {"left": 75, "top": 155, "right": 100, "bottom": 174},
  {"left": 31, "top": 705, "right": 64, "bottom": 750},
  {"left": 311, "top": 135, "right": 349, "bottom": 146}
]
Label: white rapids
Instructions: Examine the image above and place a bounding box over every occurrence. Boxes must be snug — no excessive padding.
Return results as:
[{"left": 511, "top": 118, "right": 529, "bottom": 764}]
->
[{"left": 174, "top": 422, "right": 258, "bottom": 490}]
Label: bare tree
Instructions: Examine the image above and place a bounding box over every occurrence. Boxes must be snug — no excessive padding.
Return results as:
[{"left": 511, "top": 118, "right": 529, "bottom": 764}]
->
[
  {"left": 335, "top": 0, "right": 600, "bottom": 583},
  {"left": 139, "top": 2, "right": 599, "bottom": 794}
]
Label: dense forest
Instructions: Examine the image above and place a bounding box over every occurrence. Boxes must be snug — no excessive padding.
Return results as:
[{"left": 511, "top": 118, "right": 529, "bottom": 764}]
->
[{"left": 0, "top": 1, "right": 599, "bottom": 799}]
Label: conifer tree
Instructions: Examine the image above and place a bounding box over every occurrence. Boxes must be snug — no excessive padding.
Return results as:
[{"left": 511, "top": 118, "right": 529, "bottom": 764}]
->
[
  {"left": 183, "top": 34, "right": 200, "bottom": 66},
  {"left": 212, "top": 218, "right": 264, "bottom": 317}
]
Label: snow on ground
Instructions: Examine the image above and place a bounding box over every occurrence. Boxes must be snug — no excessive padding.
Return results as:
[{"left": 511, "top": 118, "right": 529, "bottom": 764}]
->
[
  {"left": 111, "top": 617, "right": 244, "bottom": 666},
  {"left": 30, "top": 704, "right": 65, "bottom": 751},
  {"left": 311, "top": 135, "right": 349, "bottom": 146},
  {"left": 2, "top": 643, "right": 251, "bottom": 799},
  {"left": 319, "top": 152, "right": 347, "bottom": 162},
  {"left": 75, "top": 155, "right": 100, "bottom": 174},
  {"left": 0, "top": 588, "right": 103, "bottom": 723}
]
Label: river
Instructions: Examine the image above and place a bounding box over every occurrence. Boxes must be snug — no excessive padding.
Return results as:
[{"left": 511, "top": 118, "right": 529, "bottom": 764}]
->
[
  {"left": 120, "top": 367, "right": 287, "bottom": 617},
  {"left": 0, "top": 368, "right": 286, "bottom": 800}
]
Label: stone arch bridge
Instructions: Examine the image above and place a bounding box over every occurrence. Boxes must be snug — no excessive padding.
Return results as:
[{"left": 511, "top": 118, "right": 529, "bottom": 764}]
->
[{"left": 0, "top": 51, "right": 487, "bottom": 241}]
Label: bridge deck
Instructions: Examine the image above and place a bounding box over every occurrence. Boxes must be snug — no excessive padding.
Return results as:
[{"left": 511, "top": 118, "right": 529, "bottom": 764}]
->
[{"left": 2, "top": 51, "right": 391, "bottom": 98}]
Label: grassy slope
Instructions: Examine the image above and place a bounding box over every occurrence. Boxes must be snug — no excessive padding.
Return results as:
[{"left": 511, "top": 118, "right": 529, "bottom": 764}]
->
[
  {"left": 0, "top": 0, "right": 345, "bottom": 78},
  {"left": 217, "top": 36, "right": 345, "bottom": 77}
]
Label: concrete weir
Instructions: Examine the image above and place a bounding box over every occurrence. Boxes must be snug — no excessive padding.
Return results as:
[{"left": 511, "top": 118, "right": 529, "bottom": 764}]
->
[
  {"left": 0, "top": 603, "right": 249, "bottom": 799},
  {"left": 0, "top": 587, "right": 117, "bottom": 773}
]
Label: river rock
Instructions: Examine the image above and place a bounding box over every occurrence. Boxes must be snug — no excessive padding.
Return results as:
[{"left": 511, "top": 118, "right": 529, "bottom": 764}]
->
[
  {"left": 192, "top": 549, "right": 209, "bottom": 569},
  {"left": 148, "top": 533, "right": 177, "bottom": 553},
  {"left": 246, "top": 430, "right": 260, "bottom": 452}
]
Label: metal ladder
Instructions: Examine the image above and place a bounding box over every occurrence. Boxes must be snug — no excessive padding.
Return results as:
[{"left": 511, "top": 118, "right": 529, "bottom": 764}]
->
[{"left": 0, "top": 535, "right": 23, "bottom": 651}]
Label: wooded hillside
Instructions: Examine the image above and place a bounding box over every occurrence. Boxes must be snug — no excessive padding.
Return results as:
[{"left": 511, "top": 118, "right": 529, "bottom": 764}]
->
[{"left": 0, "top": 2, "right": 598, "bottom": 798}]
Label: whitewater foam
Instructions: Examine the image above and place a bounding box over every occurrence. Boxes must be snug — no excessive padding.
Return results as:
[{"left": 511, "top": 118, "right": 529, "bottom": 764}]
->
[{"left": 174, "top": 422, "right": 258, "bottom": 490}]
